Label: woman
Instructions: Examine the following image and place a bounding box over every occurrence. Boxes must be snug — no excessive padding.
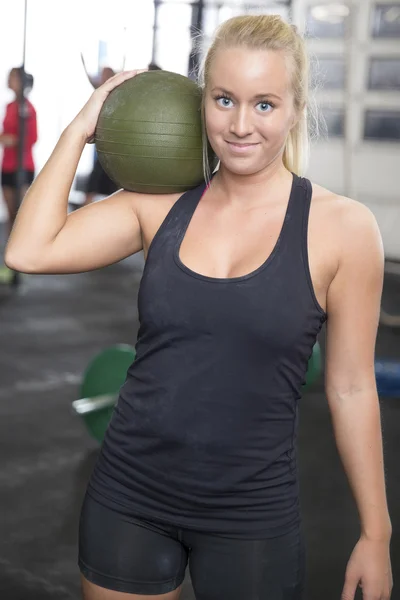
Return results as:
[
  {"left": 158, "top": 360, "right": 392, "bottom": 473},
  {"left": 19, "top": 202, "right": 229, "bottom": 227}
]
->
[
  {"left": 1, "top": 66, "right": 37, "bottom": 236},
  {"left": 5, "top": 15, "right": 392, "bottom": 600}
]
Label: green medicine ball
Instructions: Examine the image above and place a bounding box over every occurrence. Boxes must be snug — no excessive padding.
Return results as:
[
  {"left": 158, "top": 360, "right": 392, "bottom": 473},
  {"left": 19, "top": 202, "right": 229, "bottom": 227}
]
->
[{"left": 95, "top": 70, "right": 215, "bottom": 194}]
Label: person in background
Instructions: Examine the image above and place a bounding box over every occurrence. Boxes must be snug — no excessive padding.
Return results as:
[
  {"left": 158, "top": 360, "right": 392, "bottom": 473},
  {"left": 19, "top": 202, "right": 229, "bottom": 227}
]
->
[
  {"left": 86, "top": 66, "right": 116, "bottom": 91},
  {"left": 148, "top": 62, "right": 162, "bottom": 70},
  {"left": 0, "top": 67, "right": 37, "bottom": 237}
]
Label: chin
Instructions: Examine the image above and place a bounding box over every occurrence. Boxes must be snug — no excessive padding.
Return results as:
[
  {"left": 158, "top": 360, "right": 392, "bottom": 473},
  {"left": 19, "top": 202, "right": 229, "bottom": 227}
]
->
[
  {"left": 227, "top": 165, "right": 259, "bottom": 176},
  {"left": 221, "top": 157, "right": 267, "bottom": 177}
]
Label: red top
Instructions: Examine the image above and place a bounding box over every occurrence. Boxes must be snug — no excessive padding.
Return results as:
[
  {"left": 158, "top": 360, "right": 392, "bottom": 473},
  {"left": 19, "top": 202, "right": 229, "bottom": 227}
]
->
[{"left": 1, "top": 99, "right": 37, "bottom": 172}]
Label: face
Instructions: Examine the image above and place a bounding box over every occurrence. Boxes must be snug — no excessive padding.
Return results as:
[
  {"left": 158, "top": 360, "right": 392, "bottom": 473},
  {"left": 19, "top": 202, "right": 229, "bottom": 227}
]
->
[
  {"left": 204, "top": 47, "right": 299, "bottom": 176},
  {"left": 7, "top": 69, "right": 21, "bottom": 94}
]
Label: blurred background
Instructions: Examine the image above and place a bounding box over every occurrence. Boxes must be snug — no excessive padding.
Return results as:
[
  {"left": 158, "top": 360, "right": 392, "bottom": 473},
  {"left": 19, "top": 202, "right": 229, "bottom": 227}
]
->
[{"left": 0, "top": 1, "right": 399, "bottom": 599}]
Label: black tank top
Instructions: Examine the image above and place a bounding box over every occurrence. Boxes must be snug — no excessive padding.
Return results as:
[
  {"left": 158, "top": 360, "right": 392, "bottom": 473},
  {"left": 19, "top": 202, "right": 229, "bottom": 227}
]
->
[{"left": 88, "top": 173, "right": 327, "bottom": 539}]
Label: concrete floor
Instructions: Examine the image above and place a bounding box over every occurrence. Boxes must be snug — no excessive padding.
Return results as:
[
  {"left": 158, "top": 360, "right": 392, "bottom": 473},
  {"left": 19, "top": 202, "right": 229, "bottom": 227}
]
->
[{"left": 1, "top": 231, "right": 399, "bottom": 600}]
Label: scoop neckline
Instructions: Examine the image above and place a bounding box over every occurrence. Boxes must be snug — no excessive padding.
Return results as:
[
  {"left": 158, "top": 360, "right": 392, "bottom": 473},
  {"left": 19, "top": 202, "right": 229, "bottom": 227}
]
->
[{"left": 174, "top": 173, "right": 297, "bottom": 284}]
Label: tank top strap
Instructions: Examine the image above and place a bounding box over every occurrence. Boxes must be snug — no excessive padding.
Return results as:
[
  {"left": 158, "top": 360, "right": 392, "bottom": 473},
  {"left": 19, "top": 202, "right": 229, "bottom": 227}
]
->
[
  {"left": 281, "top": 173, "right": 325, "bottom": 317},
  {"left": 281, "top": 173, "right": 312, "bottom": 256},
  {"left": 146, "top": 181, "right": 208, "bottom": 261}
]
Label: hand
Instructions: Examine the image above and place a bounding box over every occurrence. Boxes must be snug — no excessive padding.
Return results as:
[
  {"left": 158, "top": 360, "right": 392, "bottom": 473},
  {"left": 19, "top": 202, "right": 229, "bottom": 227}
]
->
[
  {"left": 341, "top": 536, "right": 393, "bottom": 599},
  {"left": 71, "top": 69, "right": 147, "bottom": 143},
  {"left": 0, "top": 133, "right": 17, "bottom": 147}
]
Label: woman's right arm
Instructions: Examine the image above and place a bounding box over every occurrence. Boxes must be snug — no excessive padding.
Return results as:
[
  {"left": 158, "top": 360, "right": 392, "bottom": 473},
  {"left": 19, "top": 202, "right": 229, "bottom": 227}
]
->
[{"left": 5, "top": 70, "right": 146, "bottom": 274}]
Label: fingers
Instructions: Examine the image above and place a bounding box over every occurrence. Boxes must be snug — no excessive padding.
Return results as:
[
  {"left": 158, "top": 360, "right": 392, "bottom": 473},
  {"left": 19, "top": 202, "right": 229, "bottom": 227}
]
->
[
  {"left": 102, "top": 68, "right": 148, "bottom": 92},
  {"left": 341, "top": 578, "right": 358, "bottom": 600},
  {"left": 84, "top": 68, "right": 149, "bottom": 143}
]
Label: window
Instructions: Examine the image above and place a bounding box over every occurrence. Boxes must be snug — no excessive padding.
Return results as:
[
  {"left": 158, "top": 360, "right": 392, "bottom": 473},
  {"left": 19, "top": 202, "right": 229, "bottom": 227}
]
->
[
  {"left": 371, "top": 4, "right": 400, "bottom": 38},
  {"left": 314, "top": 56, "right": 346, "bottom": 89},
  {"left": 306, "top": 3, "right": 350, "bottom": 38},
  {"left": 321, "top": 107, "right": 345, "bottom": 137},
  {"left": 368, "top": 58, "right": 400, "bottom": 90},
  {"left": 364, "top": 110, "right": 400, "bottom": 141}
]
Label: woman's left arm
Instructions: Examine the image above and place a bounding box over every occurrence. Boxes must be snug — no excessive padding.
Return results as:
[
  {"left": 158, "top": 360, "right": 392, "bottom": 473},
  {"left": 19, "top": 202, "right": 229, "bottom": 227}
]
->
[{"left": 325, "top": 198, "right": 393, "bottom": 599}]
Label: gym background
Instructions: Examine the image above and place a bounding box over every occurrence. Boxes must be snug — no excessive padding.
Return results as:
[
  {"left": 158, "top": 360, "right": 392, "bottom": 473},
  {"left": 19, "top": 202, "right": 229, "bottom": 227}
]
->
[{"left": 0, "top": 1, "right": 399, "bottom": 599}]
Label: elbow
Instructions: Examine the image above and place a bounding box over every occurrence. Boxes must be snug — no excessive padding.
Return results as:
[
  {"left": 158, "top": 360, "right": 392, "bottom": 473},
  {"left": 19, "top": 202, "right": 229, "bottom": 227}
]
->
[
  {"left": 4, "top": 247, "right": 42, "bottom": 274},
  {"left": 4, "top": 250, "right": 26, "bottom": 272},
  {"left": 4, "top": 247, "right": 17, "bottom": 271}
]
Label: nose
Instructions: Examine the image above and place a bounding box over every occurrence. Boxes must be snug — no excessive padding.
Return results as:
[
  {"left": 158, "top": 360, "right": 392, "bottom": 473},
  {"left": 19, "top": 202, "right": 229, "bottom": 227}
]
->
[{"left": 229, "top": 105, "right": 254, "bottom": 138}]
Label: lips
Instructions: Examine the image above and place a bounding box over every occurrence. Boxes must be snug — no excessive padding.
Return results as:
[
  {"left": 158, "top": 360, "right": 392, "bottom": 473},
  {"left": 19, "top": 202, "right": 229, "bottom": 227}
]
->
[
  {"left": 225, "top": 141, "right": 260, "bottom": 153},
  {"left": 226, "top": 141, "right": 258, "bottom": 146}
]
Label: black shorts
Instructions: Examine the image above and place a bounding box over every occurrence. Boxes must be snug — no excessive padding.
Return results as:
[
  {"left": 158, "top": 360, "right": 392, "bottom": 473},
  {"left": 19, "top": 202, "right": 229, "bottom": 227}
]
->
[
  {"left": 1, "top": 170, "right": 35, "bottom": 189},
  {"left": 78, "top": 493, "right": 306, "bottom": 598}
]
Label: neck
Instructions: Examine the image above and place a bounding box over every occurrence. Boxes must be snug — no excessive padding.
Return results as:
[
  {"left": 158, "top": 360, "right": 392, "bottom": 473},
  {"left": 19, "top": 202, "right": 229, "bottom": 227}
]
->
[{"left": 210, "top": 156, "right": 293, "bottom": 207}]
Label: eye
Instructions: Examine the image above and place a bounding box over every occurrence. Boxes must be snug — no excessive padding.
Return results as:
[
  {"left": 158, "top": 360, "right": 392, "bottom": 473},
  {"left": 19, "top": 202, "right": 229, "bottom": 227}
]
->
[
  {"left": 215, "top": 96, "right": 233, "bottom": 108},
  {"left": 256, "top": 101, "right": 273, "bottom": 113}
]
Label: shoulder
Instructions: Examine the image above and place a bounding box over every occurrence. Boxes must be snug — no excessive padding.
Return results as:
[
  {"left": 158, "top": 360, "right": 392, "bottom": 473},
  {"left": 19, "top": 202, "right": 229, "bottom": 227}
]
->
[
  {"left": 309, "top": 181, "right": 384, "bottom": 267},
  {"left": 310, "top": 181, "right": 381, "bottom": 238},
  {"left": 117, "top": 188, "right": 192, "bottom": 253},
  {"left": 114, "top": 188, "right": 188, "bottom": 225},
  {"left": 5, "top": 101, "right": 17, "bottom": 115},
  {"left": 126, "top": 189, "right": 186, "bottom": 212}
]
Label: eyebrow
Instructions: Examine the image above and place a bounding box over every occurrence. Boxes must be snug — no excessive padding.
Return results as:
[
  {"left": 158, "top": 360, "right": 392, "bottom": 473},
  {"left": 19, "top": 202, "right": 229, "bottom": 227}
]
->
[{"left": 211, "top": 87, "right": 283, "bottom": 101}]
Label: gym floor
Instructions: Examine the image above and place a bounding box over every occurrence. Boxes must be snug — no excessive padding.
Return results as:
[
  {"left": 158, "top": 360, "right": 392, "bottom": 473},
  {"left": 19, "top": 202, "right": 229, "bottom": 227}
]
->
[{"left": 1, "top": 224, "right": 399, "bottom": 600}]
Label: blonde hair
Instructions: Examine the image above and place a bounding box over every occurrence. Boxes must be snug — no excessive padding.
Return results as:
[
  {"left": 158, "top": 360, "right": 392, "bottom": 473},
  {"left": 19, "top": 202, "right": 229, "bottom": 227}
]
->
[{"left": 198, "top": 14, "right": 317, "bottom": 180}]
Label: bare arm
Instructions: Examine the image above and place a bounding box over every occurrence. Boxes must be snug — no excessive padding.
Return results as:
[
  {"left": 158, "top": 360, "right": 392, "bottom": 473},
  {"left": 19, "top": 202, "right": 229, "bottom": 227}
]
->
[
  {"left": 5, "top": 70, "right": 146, "bottom": 274},
  {"left": 324, "top": 198, "right": 391, "bottom": 541}
]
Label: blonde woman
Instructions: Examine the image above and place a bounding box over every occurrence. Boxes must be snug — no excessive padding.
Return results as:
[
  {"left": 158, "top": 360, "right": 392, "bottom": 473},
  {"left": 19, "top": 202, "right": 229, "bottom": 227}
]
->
[{"left": 6, "top": 15, "right": 392, "bottom": 600}]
